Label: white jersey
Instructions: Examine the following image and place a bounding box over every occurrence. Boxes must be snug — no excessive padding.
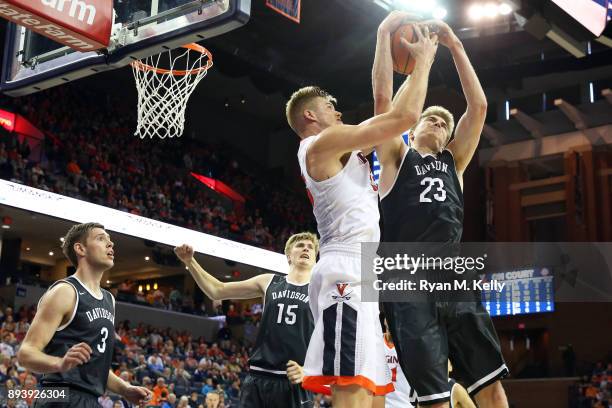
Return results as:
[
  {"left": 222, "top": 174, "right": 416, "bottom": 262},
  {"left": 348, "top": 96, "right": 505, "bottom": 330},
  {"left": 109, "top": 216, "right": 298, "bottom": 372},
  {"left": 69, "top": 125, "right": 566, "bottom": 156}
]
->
[
  {"left": 384, "top": 337, "right": 416, "bottom": 408},
  {"left": 297, "top": 135, "right": 380, "bottom": 248}
]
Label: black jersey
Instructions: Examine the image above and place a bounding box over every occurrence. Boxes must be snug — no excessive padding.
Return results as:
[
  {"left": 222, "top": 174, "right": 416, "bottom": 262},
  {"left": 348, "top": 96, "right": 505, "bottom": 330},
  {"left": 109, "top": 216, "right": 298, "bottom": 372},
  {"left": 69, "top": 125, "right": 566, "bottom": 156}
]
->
[
  {"left": 41, "top": 275, "right": 115, "bottom": 397},
  {"left": 381, "top": 148, "right": 463, "bottom": 244},
  {"left": 248, "top": 275, "right": 313, "bottom": 376}
]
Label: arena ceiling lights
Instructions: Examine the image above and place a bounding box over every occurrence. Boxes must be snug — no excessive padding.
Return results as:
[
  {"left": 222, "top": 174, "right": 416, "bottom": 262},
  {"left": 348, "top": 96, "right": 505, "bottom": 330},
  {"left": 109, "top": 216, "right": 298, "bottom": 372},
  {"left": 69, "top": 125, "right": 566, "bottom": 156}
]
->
[
  {"left": 374, "top": 0, "right": 449, "bottom": 20},
  {"left": 468, "top": 2, "right": 514, "bottom": 21}
]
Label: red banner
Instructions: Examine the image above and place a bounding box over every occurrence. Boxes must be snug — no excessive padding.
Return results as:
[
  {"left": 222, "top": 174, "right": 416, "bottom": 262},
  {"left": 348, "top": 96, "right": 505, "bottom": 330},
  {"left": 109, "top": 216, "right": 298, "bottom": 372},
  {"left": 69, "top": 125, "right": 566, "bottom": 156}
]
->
[
  {"left": 191, "top": 172, "right": 246, "bottom": 204},
  {"left": 0, "top": 109, "right": 15, "bottom": 132},
  {"left": 0, "top": 0, "right": 113, "bottom": 50}
]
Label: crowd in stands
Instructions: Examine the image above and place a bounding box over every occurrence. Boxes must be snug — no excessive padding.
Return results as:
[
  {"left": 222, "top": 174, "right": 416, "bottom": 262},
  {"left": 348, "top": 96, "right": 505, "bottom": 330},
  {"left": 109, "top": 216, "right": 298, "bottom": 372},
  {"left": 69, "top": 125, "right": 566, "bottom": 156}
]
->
[
  {"left": 575, "top": 361, "right": 612, "bottom": 408},
  {"left": 0, "top": 84, "right": 315, "bottom": 252},
  {"left": 0, "top": 301, "right": 246, "bottom": 407},
  {"left": 0, "top": 302, "right": 332, "bottom": 407},
  {"left": 111, "top": 280, "right": 259, "bottom": 324}
]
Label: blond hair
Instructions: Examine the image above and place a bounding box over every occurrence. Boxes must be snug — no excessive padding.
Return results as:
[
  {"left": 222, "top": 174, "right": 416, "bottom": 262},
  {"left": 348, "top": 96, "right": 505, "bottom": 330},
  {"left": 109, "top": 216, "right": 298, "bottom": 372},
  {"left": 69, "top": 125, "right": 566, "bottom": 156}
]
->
[
  {"left": 285, "top": 86, "right": 336, "bottom": 133},
  {"left": 417, "top": 106, "right": 455, "bottom": 141},
  {"left": 284, "top": 232, "right": 319, "bottom": 258}
]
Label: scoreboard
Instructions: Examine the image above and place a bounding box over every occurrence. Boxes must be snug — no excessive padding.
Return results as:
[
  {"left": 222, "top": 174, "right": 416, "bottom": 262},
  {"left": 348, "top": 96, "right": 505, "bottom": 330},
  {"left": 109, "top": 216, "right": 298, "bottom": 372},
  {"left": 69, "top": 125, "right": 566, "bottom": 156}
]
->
[{"left": 481, "top": 267, "right": 555, "bottom": 317}]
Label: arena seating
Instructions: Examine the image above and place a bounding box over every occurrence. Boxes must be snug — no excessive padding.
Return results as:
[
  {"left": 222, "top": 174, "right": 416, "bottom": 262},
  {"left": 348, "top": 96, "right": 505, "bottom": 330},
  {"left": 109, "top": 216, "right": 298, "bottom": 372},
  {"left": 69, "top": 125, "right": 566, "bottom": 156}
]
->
[
  {"left": 0, "top": 85, "right": 315, "bottom": 253},
  {"left": 0, "top": 303, "right": 246, "bottom": 407}
]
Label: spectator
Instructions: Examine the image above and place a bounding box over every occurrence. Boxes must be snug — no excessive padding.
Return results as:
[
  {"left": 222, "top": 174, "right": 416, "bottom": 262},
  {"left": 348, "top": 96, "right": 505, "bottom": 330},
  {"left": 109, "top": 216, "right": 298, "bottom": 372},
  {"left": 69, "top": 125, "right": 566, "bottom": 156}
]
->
[
  {"left": 152, "top": 377, "right": 170, "bottom": 406},
  {"left": 2, "top": 307, "right": 14, "bottom": 322},
  {"left": 169, "top": 287, "right": 182, "bottom": 311},
  {"left": 200, "top": 378, "right": 214, "bottom": 395},
  {"left": 14, "top": 317, "right": 30, "bottom": 342},
  {"left": 142, "top": 376, "right": 154, "bottom": 394},
  {"left": 198, "top": 302, "right": 207, "bottom": 316},
  {"left": 217, "top": 389, "right": 228, "bottom": 408},
  {"left": 0, "top": 333, "right": 15, "bottom": 358},
  {"left": 227, "top": 379, "right": 240, "bottom": 400},
  {"left": 147, "top": 351, "right": 164, "bottom": 377},
  {"left": 162, "top": 393, "right": 178, "bottom": 408},
  {"left": 152, "top": 288, "right": 166, "bottom": 309},
  {"left": 188, "top": 391, "right": 200, "bottom": 407},
  {"left": 172, "top": 367, "right": 192, "bottom": 389},
  {"left": 177, "top": 395, "right": 192, "bottom": 408},
  {"left": 136, "top": 289, "right": 147, "bottom": 304},
  {"left": 205, "top": 391, "right": 220, "bottom": 408},
  {"left": 2, "top": 315, "right": 15, "bottom": 333},
  {"left": 193, "top": 362, "right": 208, "bottom": 383}
]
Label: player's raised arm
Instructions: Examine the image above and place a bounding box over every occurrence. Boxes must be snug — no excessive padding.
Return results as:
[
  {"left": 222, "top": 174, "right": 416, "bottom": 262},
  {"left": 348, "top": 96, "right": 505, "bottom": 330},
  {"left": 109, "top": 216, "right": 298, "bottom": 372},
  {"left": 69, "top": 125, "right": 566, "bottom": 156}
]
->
[
  {"left": 310, "top": 25, "right": 438, "bottom": 161},
  {"left": 17, "top": 284, "right": 92, "bottom": 374},
  {"left": 428, "top": 20, "right": 488, "bottom": 174},
  {"left": 174, "top": 244, "right": 272, "bottom": 300},
  {"left": 373, "top": 11, "right": 412, "bottom": 116},
  {"left": 372, "top": 12, "right": 419, "bottom": 165}
]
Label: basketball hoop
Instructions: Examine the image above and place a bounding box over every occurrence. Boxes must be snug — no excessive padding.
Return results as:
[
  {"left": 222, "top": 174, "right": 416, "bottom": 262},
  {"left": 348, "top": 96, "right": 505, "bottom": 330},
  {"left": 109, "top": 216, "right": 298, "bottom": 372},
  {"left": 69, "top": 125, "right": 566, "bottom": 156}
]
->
[{"left": 131, "top": 43, "right": 213, "bottom": 139}]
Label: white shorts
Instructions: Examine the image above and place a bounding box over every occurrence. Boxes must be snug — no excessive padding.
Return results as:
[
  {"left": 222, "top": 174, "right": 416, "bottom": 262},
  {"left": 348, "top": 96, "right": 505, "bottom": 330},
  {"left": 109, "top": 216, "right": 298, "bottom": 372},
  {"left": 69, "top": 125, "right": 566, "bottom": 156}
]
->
[{"left": 302, "top": 244, "right": 393, "bottom": 396}]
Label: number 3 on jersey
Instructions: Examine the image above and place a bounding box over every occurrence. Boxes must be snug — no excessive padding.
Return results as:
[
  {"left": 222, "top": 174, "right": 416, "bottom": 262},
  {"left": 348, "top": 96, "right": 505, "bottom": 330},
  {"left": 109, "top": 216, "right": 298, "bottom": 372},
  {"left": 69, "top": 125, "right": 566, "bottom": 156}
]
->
[
  {"left": 97, "top": 327, "right": 108, "bottom": 353},
  {"left": 420, "top": 177, "right": 446, "bottom": 202},
  {"left": 276, "top": 303, "right": 297, "bottom": 325}
]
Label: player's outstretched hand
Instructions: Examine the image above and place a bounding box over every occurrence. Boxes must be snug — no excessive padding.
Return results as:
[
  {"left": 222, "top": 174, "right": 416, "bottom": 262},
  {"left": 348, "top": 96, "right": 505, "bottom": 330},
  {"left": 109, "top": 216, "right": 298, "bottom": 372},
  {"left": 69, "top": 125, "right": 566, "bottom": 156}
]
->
[
  {"left": 423, "top": 19, "right": 457, "bottom": 48},
  {"left": 401, "top": 24, "right": 439, "bottom": 66},
  {"left": 122, "top": 385, "right": 152, "bottom": 406},
  {"left": 378, "top": 10, "right": 422, "bottom": 35},
  {"left": 174, "top": 244, "right": 194, "bottom": 264},
  {"left": 286, "top": 360, "right": 304, "bottom": 384},
  {"left": 58, "top": 342, "right": 91, "bottom": 372}
]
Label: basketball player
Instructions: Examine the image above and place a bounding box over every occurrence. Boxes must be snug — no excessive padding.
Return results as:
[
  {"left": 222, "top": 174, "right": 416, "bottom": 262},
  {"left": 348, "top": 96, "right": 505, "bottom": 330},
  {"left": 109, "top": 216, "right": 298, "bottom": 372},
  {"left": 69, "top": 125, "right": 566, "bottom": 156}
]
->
[
  {"left": 285, "top": 12, "right": 439, "bottom": 408},
  {"left": 372, "top": 19, "right": 509, "bottom": 408},
  {"left": 17, "top": 222, "right": 151, "bottom": 407},
  {"left": 174, "top": 232, "right": 318, "bottom": 408}
]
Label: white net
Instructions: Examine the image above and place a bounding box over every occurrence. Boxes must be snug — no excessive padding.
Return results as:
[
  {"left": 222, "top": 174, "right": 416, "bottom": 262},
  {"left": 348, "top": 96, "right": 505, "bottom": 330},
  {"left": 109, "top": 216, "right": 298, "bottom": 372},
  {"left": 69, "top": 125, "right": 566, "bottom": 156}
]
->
[{"left": 131, "top": 44, "right": 212, "bottom": 139}]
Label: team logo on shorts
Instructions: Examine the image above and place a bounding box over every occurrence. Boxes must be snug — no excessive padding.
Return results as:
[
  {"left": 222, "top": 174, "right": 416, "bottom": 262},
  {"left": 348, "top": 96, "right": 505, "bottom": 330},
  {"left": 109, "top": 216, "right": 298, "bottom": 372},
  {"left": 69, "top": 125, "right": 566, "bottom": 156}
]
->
[{"left": 332, "top": 283, "right": 353, "bottom": 302}]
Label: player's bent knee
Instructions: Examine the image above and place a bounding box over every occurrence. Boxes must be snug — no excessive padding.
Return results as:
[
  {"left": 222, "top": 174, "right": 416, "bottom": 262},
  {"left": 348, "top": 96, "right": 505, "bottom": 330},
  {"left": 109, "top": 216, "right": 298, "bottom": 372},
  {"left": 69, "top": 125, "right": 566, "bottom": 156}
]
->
[
  {"left": 331, "top": 383, "right": 372, "bottom": 395},
  {"left": 372, "top": 395, "right": 385, "bottom": 408},
  {"left": 331, "top": 384, "right": 373, "bottom": 408},
  {"left": 474, "top": 381, "right": 508, "bottom": 407}
]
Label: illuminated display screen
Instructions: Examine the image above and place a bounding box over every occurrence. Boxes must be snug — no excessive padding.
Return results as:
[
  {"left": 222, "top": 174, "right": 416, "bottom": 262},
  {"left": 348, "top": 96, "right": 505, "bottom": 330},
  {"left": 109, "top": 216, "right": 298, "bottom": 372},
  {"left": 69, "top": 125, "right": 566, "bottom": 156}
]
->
[{"left": 481, "top": 268, "right": 555, "bottom": 317}]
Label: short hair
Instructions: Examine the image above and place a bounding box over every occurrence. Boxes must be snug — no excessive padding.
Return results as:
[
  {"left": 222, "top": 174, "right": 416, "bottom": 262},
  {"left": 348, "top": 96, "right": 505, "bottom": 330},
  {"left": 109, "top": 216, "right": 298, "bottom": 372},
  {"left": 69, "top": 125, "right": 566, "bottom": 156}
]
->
[
  {"left": 61, "top": 222, "right": 105, "bottom": 267},
  {"left": 284, "top": 232, "right": 319, "bottom": 258},
  {"left": 417, "top": 106, "right": 455, "bottom": 141},
  {"left": 285, "top": 86, "right": 336, "bottom": 133}
]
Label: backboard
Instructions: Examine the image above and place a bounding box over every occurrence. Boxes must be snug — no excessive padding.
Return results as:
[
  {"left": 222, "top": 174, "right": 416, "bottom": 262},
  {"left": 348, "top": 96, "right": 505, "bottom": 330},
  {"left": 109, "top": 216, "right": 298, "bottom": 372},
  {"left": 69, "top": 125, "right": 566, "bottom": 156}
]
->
[{"left": 1, "top": 0, "right": 250, "bottom": 96}]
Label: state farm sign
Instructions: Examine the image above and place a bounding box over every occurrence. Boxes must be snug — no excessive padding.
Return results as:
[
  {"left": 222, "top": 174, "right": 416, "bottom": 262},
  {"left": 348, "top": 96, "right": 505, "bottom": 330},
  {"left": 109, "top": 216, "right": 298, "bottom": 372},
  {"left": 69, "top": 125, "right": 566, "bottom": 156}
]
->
[{"left": 0, "top": 0, "right": 112, "bottom": 51}]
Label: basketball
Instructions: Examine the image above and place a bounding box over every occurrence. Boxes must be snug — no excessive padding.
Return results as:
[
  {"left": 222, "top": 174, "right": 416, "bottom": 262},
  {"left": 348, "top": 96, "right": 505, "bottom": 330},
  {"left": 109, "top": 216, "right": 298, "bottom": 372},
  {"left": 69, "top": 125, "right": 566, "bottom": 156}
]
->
[{"left": 392, "top": 24, "right": 416, "bottom": 75}]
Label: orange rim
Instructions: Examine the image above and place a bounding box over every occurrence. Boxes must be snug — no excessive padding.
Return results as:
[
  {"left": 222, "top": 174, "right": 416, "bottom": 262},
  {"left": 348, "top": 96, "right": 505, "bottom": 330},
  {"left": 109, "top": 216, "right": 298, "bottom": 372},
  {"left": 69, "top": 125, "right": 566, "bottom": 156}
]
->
[{"left": 131, "top": 43, "right": 213, "bottom": 76}]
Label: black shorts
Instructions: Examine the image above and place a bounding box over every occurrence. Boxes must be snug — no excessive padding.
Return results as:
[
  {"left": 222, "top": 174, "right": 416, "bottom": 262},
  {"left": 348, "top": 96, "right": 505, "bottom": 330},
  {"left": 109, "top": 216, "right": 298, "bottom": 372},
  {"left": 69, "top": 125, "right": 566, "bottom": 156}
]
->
[
  {"left": 240, "top": 372, "right": 314, "bottom": 408},
  {"left": 31, "top": 387, "right": 99, "bottom": 408},
  {"left": 382, "top": 300, "right": 508, "bottom": 406}
]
